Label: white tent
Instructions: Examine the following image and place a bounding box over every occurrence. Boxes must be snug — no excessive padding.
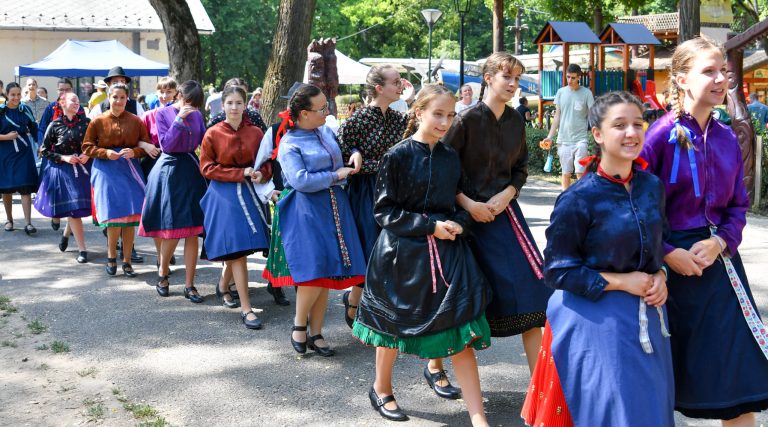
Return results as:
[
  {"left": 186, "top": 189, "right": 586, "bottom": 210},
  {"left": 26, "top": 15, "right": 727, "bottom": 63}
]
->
[{"left": 303, "top": 50, "right": 371, "bottom": 85}]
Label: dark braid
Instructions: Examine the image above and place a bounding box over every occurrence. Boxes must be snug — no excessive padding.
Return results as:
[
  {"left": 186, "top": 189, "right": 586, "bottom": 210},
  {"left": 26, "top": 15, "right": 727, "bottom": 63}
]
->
[{"left": 287, "top": 84, "right": 322, "bottom": 128}]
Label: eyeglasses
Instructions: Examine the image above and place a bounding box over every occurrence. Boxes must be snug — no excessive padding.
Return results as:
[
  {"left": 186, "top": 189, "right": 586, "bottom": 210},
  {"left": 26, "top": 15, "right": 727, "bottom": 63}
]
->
[
  {"left": 306, "top": 104, "right": 329, "bottom": 114},
  {"left": 387, "top": 79, "right": 404, "bottom": 87}
]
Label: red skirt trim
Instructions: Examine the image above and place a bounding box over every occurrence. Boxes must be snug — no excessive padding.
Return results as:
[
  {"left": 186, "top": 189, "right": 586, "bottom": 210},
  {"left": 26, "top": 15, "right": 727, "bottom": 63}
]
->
[
  {"left": 262, "top": 268, "right": 363, "bottom": 290},
  {"left": 521, "top": 321, "right": 573, "bottom": 427}
]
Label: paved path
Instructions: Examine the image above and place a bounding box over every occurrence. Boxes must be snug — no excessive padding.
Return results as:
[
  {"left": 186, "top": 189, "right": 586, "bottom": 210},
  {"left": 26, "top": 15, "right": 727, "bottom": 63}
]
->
[{"left": 0, "top": 179, "right": 766, "bottom": 426}]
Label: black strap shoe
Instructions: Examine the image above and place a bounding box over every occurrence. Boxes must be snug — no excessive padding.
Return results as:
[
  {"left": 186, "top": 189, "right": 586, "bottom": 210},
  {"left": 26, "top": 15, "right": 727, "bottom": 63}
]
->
[
  {"left": 58, "top": 235, "right": 69, "bottom": 252},
  {"left": 156, "top": 276, "right": 170, "bottom": 297},
  {"left": 105, "top": 258, "right": 117, "bottom": 276},
  {"left": 76, "top": 251, "right": 88, "bottom": 264},
  {"left": 184, "top": 286, "right": 204, "bottom": 303},
  {"left": 266, "top": 283, "right": 290, "bottom": 306},
  {"left": 131, "top": 248, "right": 144, "bottom": 263},
  {"left": 307, "top": 334, "right": 335, "bottom": 357},
  {"left": 216, "top": 284, "right": 239, "bottom": 308},
  {"left": 423, "top": 366, "right": 461, "bottom": 399},
  {"left": 241, "top": 311, "right": 262, "bottom": 330},
  {"left": 122, "top": 263, "right": 138, "bottom": 278},
  {"left": 51, "top": 219, "right": 60, "bottom": 231},
  {"left": 291, "top": 325, "right": 307, "bottom": 353},
  {"left": 342, "top": 290, "right": 357, "bottom": 329},
  {"left": 368, "top": 387, "right": 408, "bottom": 421}
]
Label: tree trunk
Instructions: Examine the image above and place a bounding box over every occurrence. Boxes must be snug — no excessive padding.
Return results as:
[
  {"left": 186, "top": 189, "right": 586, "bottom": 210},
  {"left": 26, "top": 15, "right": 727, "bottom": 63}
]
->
[
  {"left": 678, "top": 0, "right": 701, "bottom": 43},
  {"left": 592, "top": 4, "right": 603, "bottom": 34},
  {"left": 261, "top": 0, "right": 317, "bottom": 125},
  {"left": 148, "top": 0, "right": 202, "bottom": 82},
  {"left": 493, "top": 0, "right": 504, "bottom": 52}
]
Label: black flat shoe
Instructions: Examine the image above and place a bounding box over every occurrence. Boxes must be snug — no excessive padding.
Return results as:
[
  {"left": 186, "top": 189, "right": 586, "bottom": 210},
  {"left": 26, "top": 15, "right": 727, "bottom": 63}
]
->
[
  {"left": 291, "top": 325, "right": 307, "bottom": 354},
  {"left": 24, "top": 224, "right": 37, "bottom": 235},
  {"left": 105, "top": 258, "right": 117, "bottom": 276},
  {"left": 4, "top": 221, "right": 13, "bottom": 232},
  {"left": 216, "top": 284, "right": 239, "bottom": 308},
  {"left": 423, "top": 366, "right": 461, "bottom": 400},
  {"left": 169, "top": 255, "right": 176, "bottom": 265},
  {"left": 184, "top": 286, "right": 204, "bottom": 303},
  {"left": 122, "top": 263, "right": 138, "bottom": 278},
  {"left": 241, "top": 311, "right": 262, "bottom": 329},
  {"left": 342, "top": 290, "right": 357, "bottom": 329},
  {"left": 308, "top": 334, "right": 335, "bottom": 357},
  {"left": 131, "top": 248, "right": 144, "bottom": 263},
  {"left": 76, "top": 251, "right": 88, "bottom": 264},
  {"left": 51, "top": 219, "right": 60, "bottom": 231},
  {"left": 58, "top": 236, "right": 69, "bottom": 252},
  {"left": 156, "top": 276, "right": 170, "bottom": 297},
  {"left": 228, "top": 283, "right": 240, "bottom": 300},
  {"left": 155, "top": 260, "right": 173, "bottom": 276},
  {"left": 368, "top": 387, "right": 408, "bottom": 422},
  {"left": 266, "top": 283, "right": 289, "bottom": 306}
]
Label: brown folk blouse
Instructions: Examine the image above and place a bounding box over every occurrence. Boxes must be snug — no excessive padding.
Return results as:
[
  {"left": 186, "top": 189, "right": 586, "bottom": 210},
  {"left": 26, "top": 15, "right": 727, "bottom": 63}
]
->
[
  {"left": 81, "top": 111, "right": 148, "bottom": 160},
  {"left": 200, "top": 121, "right": 272, "bottom": 183}
]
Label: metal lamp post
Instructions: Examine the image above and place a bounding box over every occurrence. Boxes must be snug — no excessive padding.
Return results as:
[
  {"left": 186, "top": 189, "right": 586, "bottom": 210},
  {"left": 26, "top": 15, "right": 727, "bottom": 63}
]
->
[
  {"left": 453, "top": 0, "right": 472, "bottom": 87},
  {"left": 421, "top": 9, "right": 443, "bottom": 83}
]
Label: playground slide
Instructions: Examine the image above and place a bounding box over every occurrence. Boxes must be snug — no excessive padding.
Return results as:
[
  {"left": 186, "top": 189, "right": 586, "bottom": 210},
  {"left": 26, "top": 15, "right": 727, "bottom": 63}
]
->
[{"left": 632, "top": 79, "right": 663, "bottom": 109}]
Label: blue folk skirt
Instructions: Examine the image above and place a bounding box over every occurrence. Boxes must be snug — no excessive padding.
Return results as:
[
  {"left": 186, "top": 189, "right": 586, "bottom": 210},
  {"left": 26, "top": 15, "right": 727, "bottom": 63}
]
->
[
  {"left": 345, "top": 173, "right": 379, "bottom": 261},
  {"left": 466, "top": 200, "right": 552, "bottom": 336},
  {"left": 666, "top": 227, "right": 768, "bottom": 419},
  {"left": 547, "top": 289, "right": 675, "bottom": 426},
  {"left": 34, "top": 161, "right": 92, "bottom": 218},
  {"left": 140, "top": 152, "right": 206, "bottom": 235},
  {"left": 0, "top": 133, "right": 38, "bottom": 193},
  {"left": 200, "top": 180, "right": 269, "bottom": 261},
  {"left": 277, "top": 186, "right": 366, "bottom": 284},
  {"left": 90, "top": 157, "right": 145, "bottom": 223}
]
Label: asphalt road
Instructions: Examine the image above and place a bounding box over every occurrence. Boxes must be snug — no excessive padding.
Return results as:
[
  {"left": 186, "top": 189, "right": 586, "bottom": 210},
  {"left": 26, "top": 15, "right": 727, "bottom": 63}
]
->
[{"left": 1, "top": 179, "right": 766, "bottom": 426}]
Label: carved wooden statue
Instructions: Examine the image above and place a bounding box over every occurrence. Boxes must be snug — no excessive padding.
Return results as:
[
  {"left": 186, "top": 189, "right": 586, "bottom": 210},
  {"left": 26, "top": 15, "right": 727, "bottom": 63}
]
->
[{"left": 306, "top": 38, "right": 339, "bottom": 116}]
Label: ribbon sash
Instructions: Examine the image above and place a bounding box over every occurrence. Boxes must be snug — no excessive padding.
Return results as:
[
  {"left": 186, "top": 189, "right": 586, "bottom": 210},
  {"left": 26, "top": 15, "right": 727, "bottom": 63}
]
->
[{"left": 505, "top": 205, "right": 544, "bottom": 280}]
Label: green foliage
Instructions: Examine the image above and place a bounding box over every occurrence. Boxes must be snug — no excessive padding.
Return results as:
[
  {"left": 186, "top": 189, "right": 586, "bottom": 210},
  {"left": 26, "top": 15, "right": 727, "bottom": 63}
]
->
[
  {"left": 27, "top": 319, "right": 48, "bottom": 335},
  {"left": 526, "top": 127, "right": 561, "bottom": 175},
  {"left": 50, "top": 340, "right": 70, "bottom": 353},
  {"left": 199, "top": 0, "right": 281, "bottom": 90}
]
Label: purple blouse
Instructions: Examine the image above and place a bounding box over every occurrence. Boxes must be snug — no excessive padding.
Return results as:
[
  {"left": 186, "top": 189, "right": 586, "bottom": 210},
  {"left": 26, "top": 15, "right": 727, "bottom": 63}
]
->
[
  {"left": 155, "top": 106, "right": 206, "bottom": 153},
  {"left": 641, "top": 111, "right": 749, "bottom": 254}
]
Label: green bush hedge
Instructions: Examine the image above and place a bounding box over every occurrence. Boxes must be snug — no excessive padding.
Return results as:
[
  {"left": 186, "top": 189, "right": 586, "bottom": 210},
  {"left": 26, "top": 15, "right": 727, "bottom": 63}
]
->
[{"left": 525, "top": 128, "right": 598, "bottom": 176}]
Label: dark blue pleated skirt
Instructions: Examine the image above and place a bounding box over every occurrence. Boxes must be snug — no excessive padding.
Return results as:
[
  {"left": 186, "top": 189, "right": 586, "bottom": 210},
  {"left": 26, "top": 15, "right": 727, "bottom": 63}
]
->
[
  {"left": 0, "top": 134, "right": 38, "bottom": 193},
  {"left": 200, "top": 180, "right": 269, "bottom": 261},
  {"left": 666, "top": 227, "right": 768, "bottom": 419},
  {"left": 345, "top": 173, "right": 379, "bottom": 261},
  {"left": 466, "top": 200, "right": 552, "bottom": 335},
  {"left": 34, "top": 161, "right": 92, "bottom": 218},
  {"left": 141, "top": 153, "right": 206, "bottom": 233}
]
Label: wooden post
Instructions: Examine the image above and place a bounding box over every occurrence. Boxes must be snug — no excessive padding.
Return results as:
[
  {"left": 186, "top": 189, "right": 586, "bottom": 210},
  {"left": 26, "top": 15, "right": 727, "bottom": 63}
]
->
[
  {"left": 623, "top": 44, "right": 630, "bottom": 91},
  {"left": 538, "top": 43, "right": 544, "bottom": 128},
  {"left": 649, "top": 44, "right": 655, "bottom": 71},
  {"left": 756, "top": 136, "right": 763, "bottom": 209},
  {"left": 562, "top": 43, "right": 570, "bottom": 87},
  {"left": 589, "top": 44, "right": 595, "bottom": 94}
]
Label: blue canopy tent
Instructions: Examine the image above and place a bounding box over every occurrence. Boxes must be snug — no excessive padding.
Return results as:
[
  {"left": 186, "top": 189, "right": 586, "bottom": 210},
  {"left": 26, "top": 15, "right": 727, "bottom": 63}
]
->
[{"left": 15, "top": 39, "right": 168, "bottom": 77}]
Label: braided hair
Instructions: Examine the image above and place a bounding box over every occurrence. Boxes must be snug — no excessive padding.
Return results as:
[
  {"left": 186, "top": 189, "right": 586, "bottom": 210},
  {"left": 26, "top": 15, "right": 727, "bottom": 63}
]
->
[{"left": 479, "top": 51, "right": 525, "bottom": 101}]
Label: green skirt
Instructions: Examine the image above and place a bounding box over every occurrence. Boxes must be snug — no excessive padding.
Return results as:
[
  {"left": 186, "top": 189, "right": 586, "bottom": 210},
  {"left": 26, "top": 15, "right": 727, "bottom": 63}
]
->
[
  {"left": 262, "top": 189, "right": 292, "bottom": 284},
  {"left": 352, "top": 314, "right": 492, "bottom": 359}
]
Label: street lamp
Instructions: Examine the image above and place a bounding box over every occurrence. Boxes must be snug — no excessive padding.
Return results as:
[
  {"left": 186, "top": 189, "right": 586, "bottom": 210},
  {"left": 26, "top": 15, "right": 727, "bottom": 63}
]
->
[
  {"left": 453, "top": 0, "right": 473, "bottom": 87},
  {"left": 421, "top": 8, "right": 443, "bottom": 83}
]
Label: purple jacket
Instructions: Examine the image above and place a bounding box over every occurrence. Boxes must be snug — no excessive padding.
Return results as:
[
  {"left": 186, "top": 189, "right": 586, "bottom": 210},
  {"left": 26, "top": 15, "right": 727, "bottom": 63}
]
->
[
  {"left": 641, "top": 111, "right": 749, "bottom": 254},
  {"left": 155, "top": 106, "right": 206, "bottom": 154}
]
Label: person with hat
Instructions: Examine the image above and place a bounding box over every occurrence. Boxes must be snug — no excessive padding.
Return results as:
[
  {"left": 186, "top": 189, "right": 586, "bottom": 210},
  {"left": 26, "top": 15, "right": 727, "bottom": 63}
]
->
[
  {"left": 88, "top": 80, "right": 108, "bottom": 112},
  {"left": 88, "top": 66, "right": 145, "bottom": 119},
  {"left": 248, "top": 87, "right": 263, "bottom": 112}
]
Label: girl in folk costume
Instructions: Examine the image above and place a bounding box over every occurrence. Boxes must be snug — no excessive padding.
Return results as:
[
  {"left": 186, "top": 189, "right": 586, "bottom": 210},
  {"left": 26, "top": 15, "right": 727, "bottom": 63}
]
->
[
  {"left": 35, "top": 93, "right": 91, "bottom": 263},
  {"left": 263, "top": 84, "right": 366, "bottom": 357},
  {"left": 1, "top": 82, "right": 39, "bottom": 234},
  {"left": 522, "top": 91, "right": 674, "bottom": 427},
  {"left": 338, "top": 64, "right": 407, "bottom": 328},
  {"left": 642, "top": 37, "right": 768, "bottom": 425},
  {"left": 82, "top": 83, "right": 148, "bottom": 277},
  {"left": 199, "top": 86, "right": 271, "bottom": 330},
  {"left": 140, "top": 80, "right": 207, "bottom": 302},
  {"left": 353, "top": 84, "right": 491, "bottom": 425},
  {"left": 443, "top": 52, "right": 553, "bottom": 373}
]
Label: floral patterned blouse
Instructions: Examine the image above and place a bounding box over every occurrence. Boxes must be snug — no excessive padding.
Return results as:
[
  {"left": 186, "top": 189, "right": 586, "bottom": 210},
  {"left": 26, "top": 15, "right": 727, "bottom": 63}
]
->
[
  {"left": 338, "top": 106, "right": 407, "bottom": 175},
  {"left": 40, "top": 115, "right": 91, "bottom": 162}
]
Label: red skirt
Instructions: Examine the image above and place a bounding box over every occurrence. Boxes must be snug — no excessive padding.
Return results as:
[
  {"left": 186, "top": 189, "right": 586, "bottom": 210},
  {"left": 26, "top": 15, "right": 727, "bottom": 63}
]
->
[{"left": 521, "top": 322, "right": 573, "bottom": 427}]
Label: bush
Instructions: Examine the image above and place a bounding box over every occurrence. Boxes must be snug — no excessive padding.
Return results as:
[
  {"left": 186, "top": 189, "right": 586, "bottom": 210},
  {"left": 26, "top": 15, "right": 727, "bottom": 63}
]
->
[{"left": 525, "top": 128, "right": 598, "bottom": 176}]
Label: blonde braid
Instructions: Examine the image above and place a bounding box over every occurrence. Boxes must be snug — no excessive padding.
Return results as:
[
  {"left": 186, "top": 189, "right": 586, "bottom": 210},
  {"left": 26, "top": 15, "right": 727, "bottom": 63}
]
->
[
  {"left": 668, "top": 80, "right": 692, "bottom": 150},
  {"left": 478, "top": 81, "right": 486, "bottom": 102},
  {"left": 402, "top": 112, "right": 418, "bottom": 139}
]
